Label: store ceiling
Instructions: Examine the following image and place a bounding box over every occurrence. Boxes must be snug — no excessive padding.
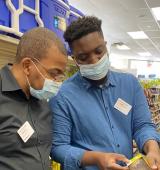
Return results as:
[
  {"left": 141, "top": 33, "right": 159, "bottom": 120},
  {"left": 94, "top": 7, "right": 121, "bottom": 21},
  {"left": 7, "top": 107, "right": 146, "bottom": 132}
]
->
[{"left": 68, "top": 0, "right": 160, "bottom": 61}]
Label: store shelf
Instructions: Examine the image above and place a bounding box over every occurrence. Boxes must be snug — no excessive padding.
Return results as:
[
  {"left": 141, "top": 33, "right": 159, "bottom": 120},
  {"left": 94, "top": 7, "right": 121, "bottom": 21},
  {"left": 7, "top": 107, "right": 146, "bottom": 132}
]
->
[
  {"left": 150, "top": 109, "right": 160, "bottom": 113},
  {"left": 157, "top": 126, "right": 160, "bottom": 132},
  {"left": 155, "top": 120, "right": 160, "bottom": 125},
  {"left": 142, "top": 86, "right": 160, "bottom": 132},
  {"left": 152, "top": 114, "right": 160, "bottom": 121},
  {"left": 150, "top": 102, "right": 160, "bottom": 105}
]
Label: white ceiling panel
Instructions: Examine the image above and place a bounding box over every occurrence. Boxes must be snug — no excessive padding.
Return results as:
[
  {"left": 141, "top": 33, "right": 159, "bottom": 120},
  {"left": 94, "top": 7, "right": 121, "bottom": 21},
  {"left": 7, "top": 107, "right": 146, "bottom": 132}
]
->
[
  {"left": 68, "top": 0, "right": 160, "bottom": 61},
  {"left": 118, "top": 0, "right": 147, "bottom": 9},
  {"left": 145, "top": 31, "right": 160, "bottom": 38},
  {"left": 151, "top": 38, "right": 160, "bottom": 47},
  {"left": 145, "top": 0, "right": 160, "bottom": 8},
  {"left": 134, "top": 9, "right": 154, "bottom": 22},
  {"left": 135, "top": 39, "right": 156, "bottom": 49},
  {"left": 138, "top": 21, "right": 159, "bottom": 31}
]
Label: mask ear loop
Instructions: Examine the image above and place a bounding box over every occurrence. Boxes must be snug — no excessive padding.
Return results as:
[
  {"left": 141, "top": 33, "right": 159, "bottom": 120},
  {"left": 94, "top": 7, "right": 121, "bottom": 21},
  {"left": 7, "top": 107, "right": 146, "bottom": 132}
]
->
[
  {"left": 31, "top": 59, "right": 45, "bottom": 80},
  {"left": 26, "top": 76, "right": 31, "bottom": 86},
  {"left": 25, "top": 76, "right": 32, "bottom": 98},
  {"left": 32, "top": 58, "right": 58, "bottom": 82}
]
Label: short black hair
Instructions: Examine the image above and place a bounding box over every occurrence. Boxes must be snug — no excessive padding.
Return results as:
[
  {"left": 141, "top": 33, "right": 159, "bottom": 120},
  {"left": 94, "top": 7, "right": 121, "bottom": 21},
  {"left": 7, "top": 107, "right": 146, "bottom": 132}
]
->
[
  {"left": 64, "top": 16, "right": 103, "bottom": 48},
  {"left": 16, "top": 27, "right": 66, "bottom": 62}
]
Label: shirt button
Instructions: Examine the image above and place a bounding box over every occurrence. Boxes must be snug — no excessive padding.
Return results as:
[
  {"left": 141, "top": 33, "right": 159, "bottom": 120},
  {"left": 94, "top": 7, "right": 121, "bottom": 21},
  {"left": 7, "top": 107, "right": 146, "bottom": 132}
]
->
[
  {"left": 111, "top": 125, "right": 114, "bottom": 129},
  {"left": 117, "top": 144, "right": 120, "bottom": 147}
]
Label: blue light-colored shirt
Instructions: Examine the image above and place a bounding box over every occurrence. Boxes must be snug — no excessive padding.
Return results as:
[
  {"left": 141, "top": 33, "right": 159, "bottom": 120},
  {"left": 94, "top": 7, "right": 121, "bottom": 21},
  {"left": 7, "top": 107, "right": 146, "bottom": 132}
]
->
[{"left": 50, "top": 71, "right": 160, "bottom": 170}]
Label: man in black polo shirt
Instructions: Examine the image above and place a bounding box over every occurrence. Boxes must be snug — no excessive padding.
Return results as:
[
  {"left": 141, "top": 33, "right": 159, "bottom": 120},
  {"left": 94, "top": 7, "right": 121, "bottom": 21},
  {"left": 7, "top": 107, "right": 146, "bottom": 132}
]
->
[{"left": 0, "top": 27, "right": 67, "bottom": 170}]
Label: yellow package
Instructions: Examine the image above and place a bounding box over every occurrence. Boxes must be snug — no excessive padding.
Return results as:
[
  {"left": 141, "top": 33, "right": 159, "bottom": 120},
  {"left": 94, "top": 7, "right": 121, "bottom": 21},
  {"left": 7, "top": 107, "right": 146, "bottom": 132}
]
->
[
  {"left": 128, "top": 153, "right": 151, "bottom": 170},
  {"left": 51, "top": 161, "right": 61, "bottom": 170}
]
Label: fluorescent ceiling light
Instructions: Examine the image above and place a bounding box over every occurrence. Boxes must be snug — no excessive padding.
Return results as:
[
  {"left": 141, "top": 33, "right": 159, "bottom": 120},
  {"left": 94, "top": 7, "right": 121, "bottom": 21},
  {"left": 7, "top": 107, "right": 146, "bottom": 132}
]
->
[
  {"left": 116, "top": 44, "right": 130, "bottom": 50},
  {"left": 138, "top": 52, "right": 152, "bottom": 57},
  {"left": 152, "top": 7, "right": 160, "bottom": 21},
  {"left": 127, "top": 31, "right": 149, "bottom": 39}
]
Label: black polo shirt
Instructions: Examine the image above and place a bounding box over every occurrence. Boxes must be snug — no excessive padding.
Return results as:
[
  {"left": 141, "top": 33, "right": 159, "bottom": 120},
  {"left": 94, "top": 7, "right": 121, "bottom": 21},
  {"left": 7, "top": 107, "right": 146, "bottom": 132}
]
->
[{"left": 0, "top": 65, "right": 52, "bottom": 170}]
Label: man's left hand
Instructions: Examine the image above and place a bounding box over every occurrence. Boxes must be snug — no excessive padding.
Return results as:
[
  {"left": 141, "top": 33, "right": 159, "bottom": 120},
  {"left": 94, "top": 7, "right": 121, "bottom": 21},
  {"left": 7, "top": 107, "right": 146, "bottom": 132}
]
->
[
  {"left": 143, "top": 140, "right": 160, "bottom": 170},
  {"left": 146, "top": 150, "right": 160, "bottom": 170}
]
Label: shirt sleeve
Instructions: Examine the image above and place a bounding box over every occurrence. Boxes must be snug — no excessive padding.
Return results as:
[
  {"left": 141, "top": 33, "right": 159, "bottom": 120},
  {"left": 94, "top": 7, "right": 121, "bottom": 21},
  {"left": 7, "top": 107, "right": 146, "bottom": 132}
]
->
[
  {"left": 49, "top": 92, "right": 85, "bottom": 170},
  {"left": 132, "top": 77, "right": 160, "bottom": 151}
]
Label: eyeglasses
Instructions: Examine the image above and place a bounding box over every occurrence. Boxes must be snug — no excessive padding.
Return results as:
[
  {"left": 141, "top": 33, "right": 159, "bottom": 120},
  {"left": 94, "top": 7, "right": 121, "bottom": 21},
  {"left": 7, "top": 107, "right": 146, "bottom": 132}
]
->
[{"left": 32, "top": 58, "right": 66, "bottom": 82}]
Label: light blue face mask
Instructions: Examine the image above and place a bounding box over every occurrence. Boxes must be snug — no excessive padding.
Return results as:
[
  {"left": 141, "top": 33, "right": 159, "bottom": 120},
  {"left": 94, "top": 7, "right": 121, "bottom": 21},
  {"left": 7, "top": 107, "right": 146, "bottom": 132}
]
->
[
  {"left": 27, "top": 61, "right": 61, "bottom": 100},
  {"left": 79, "top": 53, "right": 110, "bottom": 80},
  {"left": 29, "top": 79, "right": 61, "bottom": 100}
]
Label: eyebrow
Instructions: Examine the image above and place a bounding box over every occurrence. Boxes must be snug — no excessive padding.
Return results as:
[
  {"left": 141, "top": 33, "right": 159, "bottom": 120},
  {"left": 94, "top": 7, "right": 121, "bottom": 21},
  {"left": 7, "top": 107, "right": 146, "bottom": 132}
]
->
[
  {"left": 48, "top": 68, "right": 60, "bottom": 72},
  {"left": 77, "top": 44, "right": 105, "bottom": 56},
  {"left": 48, "top": 68, "right": 65, "bottom": 75}
]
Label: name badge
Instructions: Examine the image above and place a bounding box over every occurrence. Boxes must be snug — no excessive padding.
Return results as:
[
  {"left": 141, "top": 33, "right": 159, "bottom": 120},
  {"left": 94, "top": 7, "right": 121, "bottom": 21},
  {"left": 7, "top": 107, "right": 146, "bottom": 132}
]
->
[
  {"left": 114, "top": 98, "right": 132, "bottom": 115},
  {"left": 17, "top": 121, "right": 34, "bottom": 143}
]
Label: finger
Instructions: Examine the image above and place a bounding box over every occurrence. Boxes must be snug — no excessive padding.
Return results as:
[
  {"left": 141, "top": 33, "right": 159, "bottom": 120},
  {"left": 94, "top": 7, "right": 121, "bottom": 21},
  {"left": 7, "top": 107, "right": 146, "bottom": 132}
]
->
[
  {"left": 108, "top": 163, "right": 129, "bottom": 170},
  {"left": 156, "top": 160, "right": 160, "bottom": 170},
  {"left": 146, "top": 157, "right": 157, "bottom": 170},
  {"left": 115, "top": 154, "right": 130, "bottom": 164}
]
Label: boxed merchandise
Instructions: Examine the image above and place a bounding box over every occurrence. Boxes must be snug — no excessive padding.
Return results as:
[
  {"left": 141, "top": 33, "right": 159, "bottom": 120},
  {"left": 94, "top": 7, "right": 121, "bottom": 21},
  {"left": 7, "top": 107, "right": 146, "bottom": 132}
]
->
[{"left": 128, "top": 153, "right": 151, "bottom": 170}]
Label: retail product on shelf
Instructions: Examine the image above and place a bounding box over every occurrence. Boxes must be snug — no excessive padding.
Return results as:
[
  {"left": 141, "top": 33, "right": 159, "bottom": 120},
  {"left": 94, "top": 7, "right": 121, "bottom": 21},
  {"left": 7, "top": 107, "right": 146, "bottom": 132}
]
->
[{"left": 140, "top": 79, "right": 160, "bottom": 132}]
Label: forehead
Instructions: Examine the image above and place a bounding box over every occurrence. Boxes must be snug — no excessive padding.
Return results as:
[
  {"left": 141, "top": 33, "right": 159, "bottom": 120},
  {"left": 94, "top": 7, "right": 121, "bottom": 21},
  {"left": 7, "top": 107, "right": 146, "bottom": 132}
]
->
[
  {"left": 72, "top": 32, "right": 104, "bottom": 54},
  {"left": 39, "top": 44, "right": 67, "bottom": 71}
]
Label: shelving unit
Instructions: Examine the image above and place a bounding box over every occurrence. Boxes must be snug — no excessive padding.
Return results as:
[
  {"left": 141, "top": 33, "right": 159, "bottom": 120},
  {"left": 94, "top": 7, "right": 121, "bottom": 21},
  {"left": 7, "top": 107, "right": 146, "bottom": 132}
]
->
[
  {"left": 132, "top": 80, "right": 160, "bottom": 155},
  {"left": 144, "top": 87, "right": 160, "bottom": 132}
]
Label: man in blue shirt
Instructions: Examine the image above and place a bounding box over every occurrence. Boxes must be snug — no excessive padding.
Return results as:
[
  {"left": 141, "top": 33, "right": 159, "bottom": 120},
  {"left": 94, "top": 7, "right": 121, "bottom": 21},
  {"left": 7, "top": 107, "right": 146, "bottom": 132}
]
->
[{"left": 50, "top": 16, "right": 160, "bottom": 170}]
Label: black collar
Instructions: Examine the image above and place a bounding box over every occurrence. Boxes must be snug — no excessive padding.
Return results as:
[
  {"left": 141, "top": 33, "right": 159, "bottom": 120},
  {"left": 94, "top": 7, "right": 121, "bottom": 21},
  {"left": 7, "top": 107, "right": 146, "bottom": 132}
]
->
[{"left": 0, "top": 64, "right": 21, "bottom": 92}]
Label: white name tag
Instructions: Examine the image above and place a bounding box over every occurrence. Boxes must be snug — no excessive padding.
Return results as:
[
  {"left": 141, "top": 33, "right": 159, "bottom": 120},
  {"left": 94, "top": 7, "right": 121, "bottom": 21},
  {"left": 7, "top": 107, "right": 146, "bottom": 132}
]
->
[
  {"left": 17, "top": 121, "right": 34, "bottom": 143},
  {"left": 114, "top": 98, "right": 132, "bottom": 115}
]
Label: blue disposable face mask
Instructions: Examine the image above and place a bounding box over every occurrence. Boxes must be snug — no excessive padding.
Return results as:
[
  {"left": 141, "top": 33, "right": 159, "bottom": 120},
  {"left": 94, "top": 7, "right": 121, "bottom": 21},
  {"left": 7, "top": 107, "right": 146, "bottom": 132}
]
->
[
  {"left": 78, "top": 53, "right": 110, "bottom": 80},
  {"left": 29, "top": 79, "right": 61, "bottom": 100},
  {"left": 27, "top": 61, "right": 61, "bottom": 100}
]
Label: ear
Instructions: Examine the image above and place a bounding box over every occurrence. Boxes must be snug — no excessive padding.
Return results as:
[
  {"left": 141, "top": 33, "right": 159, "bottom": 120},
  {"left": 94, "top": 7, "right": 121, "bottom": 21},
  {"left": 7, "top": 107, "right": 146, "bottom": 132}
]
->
[
  {"left": 72, "top": 58, "right": 80, "bottom": 69},
  {"left": 71, "top": 55, "right": 75, "bottom": 60},
  {"left": 71, "top": 55, "right": 79, "bottom": 68},
  {"left": 21, "top": 58, "right": 33, "bottom": 76}
]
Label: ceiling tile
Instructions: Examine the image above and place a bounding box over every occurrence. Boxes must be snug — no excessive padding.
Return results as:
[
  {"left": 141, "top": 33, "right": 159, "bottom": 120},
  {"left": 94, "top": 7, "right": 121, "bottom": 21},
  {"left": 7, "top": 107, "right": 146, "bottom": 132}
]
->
[
  {"left": 135, "top": 39, "right": 156, "bottom": 49},
  {"left": 145, "top": 0, "right": 160, "bottom": 8},
  {"left": 151, "top": 38, "right": 160, "bottom": 47},
  {"left": 134, "top": 9, "right": 154, "bottom": 22},
  {"left": 145, "top": 31, "right": 160, "bottom": 38},
  {"left": 138, "top": 21, "right": 159, "bottom": 31},
  {"left": 68, "top": 0, "right": 160, "bottom": 60},
  {"left": 118, "top": 0, "right": 147, "bottom": 9}
]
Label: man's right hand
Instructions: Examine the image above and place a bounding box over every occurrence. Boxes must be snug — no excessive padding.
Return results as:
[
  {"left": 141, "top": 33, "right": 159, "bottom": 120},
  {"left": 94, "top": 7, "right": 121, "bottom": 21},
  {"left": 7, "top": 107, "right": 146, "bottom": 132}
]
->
[{"left": 81, "top": 151, "right": 130, "bottom": 170}]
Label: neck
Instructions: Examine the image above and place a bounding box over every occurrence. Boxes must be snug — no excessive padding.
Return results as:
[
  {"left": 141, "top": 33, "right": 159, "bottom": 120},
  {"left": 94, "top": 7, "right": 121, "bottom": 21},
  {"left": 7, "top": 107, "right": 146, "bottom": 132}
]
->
[
  {"left": 11, "top": 64, "right": 30, "bottom": 98},
  {"left": 85, "top": 76, "right": 107, "bottom": 86}
]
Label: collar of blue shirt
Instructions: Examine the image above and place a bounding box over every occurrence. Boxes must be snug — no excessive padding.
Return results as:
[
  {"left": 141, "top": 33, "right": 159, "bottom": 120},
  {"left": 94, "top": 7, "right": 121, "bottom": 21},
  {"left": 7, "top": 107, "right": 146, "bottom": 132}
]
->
[{"left": 77, "top": 70, "right": 116, "bottom": 89}]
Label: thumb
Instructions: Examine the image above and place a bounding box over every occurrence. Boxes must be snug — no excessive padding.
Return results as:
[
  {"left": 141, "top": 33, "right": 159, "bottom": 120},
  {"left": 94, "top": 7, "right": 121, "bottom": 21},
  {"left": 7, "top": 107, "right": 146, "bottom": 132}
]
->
[
  {"left": 146, "top": 157, "right": 157, "bottom": 170},
  {"left": 116, "top": 154, "right": 130, "bottom": 164}
]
